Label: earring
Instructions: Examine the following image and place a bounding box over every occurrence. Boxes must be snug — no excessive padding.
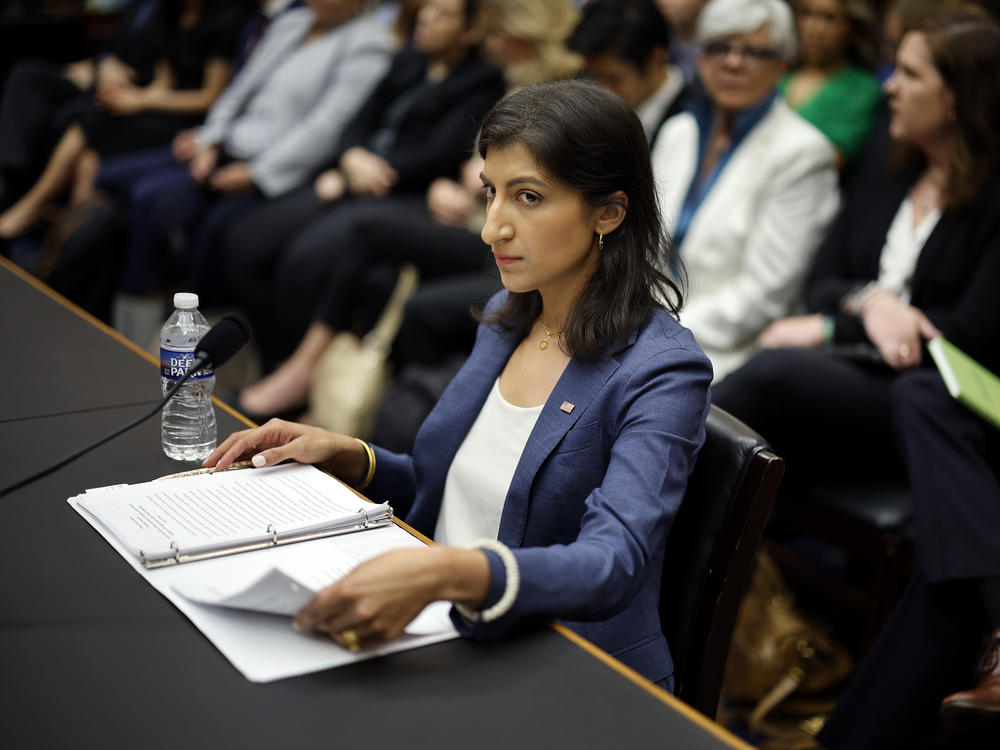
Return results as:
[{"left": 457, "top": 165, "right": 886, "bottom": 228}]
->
[{"left": 598, "top": 229, "right": 604, "bottom": 250}]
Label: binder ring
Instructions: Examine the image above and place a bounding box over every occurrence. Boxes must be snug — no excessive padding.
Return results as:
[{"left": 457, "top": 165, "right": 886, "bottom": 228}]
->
[
  {"left": 358, "top": 507, "right": 370, "bottom": 528},
  {"left": 267, "top": 524, "right": 278, "bottom": 545},
  {"left": 170, "top": 541, "right": 181, "bottom": 563}
]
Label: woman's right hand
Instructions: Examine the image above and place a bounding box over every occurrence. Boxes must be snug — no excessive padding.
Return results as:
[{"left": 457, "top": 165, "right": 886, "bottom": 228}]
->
[
  {"left": 172, "top": 130, "right": 198, "bottom": 163},
  {"left": 203, "top": 419, "right": 366, "bottom": 480}
]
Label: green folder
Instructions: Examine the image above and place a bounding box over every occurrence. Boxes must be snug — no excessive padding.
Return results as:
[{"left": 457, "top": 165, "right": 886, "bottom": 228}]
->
[{"left": 927, "top": 336, "right": 1000, "bottom": 431}]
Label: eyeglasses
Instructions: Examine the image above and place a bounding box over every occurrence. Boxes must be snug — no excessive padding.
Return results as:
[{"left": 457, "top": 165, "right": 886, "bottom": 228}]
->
[{"left": 703, "top": 40, "right": 780, "bottom": 66}]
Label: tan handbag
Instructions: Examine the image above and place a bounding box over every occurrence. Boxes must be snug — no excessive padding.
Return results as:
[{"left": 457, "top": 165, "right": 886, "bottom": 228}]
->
[
  {"left": 308, "top": 264, "right": 420, "bottom": 438},
  {"left": 722, "top": 550, "right": 854, "bottom": 747}
]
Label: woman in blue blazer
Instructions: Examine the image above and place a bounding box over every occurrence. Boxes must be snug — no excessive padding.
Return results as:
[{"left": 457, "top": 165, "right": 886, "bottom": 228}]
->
[{"left": 205, "top": 79, "right": 712, "bottom": 688}]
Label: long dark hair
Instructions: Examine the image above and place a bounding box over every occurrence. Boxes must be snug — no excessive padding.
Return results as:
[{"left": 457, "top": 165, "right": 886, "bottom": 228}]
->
[
  {"left": 922, "top": 18, "right": 1000, "bottom": 209},
  {"left": 475, "top": 78, "right": 683, "bottom": 360},
  {"left": 889, "top": 16, "right": 1000, "bottom": 209}
]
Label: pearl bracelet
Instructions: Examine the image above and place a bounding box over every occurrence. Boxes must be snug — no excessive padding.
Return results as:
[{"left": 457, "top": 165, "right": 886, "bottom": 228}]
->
[{"left": 454, "top": 539, "right": 520, "bottom": 624}]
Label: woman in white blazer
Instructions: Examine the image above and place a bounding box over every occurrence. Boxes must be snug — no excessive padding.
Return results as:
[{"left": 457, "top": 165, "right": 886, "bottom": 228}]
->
[{"left": 652, "top": 0, "right": 839, "bottom": 381}]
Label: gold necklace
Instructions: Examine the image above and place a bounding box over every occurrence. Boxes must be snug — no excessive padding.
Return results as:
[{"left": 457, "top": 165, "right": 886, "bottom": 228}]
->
[{"left": 539, "top": 318, "right": 562, "bottom": 350}]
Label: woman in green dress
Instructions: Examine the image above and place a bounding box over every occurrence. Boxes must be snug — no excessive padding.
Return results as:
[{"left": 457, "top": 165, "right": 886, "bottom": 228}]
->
[{"left": 780, "top": 0, "right": 883, "bottom": 168}]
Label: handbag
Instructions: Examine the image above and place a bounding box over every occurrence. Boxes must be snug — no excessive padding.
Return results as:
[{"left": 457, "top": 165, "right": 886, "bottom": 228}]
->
[
  {"left": 723, "top": 550, "right": 854, "bottom": 747},
  {"left": 309, "top": 264, "right": 419, "bottom": 439}
]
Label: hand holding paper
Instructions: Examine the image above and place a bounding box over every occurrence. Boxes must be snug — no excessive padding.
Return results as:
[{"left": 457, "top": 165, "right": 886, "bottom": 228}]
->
[
  {"left": 172, "top": 552, "right": 455, "bottom": 637},
  {"left": 295, "top": 545, "right": 491, "bottom": 652}
]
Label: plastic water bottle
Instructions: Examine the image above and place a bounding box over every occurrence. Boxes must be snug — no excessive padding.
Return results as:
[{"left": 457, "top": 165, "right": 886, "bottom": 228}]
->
[{"left": 160, "top": 292, "right": 216, "bottom": 460}]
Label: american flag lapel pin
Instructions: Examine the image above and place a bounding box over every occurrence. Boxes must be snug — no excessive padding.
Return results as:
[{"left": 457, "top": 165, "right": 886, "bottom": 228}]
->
[{"left": 560, "top": 401, "right": 575, "bottom": 414}]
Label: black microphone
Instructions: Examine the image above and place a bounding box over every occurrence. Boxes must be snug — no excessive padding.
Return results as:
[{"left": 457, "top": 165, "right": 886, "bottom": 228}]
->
[
  {"left": 193, "top": 313, "right": 252, "bottom": 371},
  {"left": 0, "top": 314, "right": 252, "bottom": 499}
]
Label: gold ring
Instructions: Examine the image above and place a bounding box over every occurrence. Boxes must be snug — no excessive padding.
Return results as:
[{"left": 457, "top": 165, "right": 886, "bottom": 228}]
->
[
  {"left": 342, "top": 628, "right": 361, "bottom": 653},
  {"left": 898, "top": 343, "right": 912, "bottom": 358}
]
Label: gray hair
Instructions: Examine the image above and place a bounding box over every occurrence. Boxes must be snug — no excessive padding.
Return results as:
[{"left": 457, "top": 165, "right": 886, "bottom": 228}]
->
[{"left": 696, "top": 0, "right": 798, "bottom": 60}]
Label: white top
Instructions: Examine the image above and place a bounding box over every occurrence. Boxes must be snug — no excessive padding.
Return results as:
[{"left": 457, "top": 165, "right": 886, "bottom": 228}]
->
[
  {"left": 434, "top": 378, "right": 543, "bottom": 546},
  {"left": 877, "top": 196, "right": 941, "bottom": 304}
]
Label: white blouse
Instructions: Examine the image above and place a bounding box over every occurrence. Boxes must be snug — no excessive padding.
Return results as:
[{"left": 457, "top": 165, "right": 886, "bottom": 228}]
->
[
  {"left": 877, "top": 195, "right": 941, "bottom": 304},
  {"left": 433, "top": 378, "right": 543, "bottom": 546}
]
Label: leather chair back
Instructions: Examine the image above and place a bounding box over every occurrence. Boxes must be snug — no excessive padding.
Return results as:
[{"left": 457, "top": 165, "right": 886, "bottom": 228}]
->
[{"left": 661, "top": 405, "right": 784, "bottom": 717}]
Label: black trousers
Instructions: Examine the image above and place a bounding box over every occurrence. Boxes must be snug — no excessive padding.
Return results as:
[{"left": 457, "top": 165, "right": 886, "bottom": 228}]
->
[
  {"left": 224, "top": 191, "right": 494, "bottom": 369},
  {"left": 712, "top": 347, "right": 903, "bottom": 486},
  {"left": 391, "top": 272, "right": 500, "bottom": 370},
  {"left": 223, "top": 185, "right": 342, "bottom": 365},
  {"left": 718, "top": 351, "right": 1000, "bottom": 747},
  {"left": 893, "top": 370, "right": 1000, "bottom": 583},
  {"left": 817, "top": 569, "right": 990, "bottom": 750},
  {"left": 314, "top": 205, "right": 493, "bottom": 332}
]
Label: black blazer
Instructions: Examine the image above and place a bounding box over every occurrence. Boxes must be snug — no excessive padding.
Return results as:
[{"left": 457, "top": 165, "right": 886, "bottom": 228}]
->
[
  {"left": 332, "top": 46, "right": 505, "bottom": 192},
  {"left": 805, "top": 136, "right": 1000, "bottom": 375}
]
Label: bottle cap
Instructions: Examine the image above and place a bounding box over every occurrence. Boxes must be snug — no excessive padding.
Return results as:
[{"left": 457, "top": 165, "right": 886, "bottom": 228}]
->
[{"left": 173, "top": 292, "right": 199, "bottom": 310}]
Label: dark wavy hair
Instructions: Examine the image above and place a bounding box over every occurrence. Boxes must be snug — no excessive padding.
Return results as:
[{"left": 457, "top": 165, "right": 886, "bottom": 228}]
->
[{"left": 475, "top": 79, "right": 683, "bottom": 361}]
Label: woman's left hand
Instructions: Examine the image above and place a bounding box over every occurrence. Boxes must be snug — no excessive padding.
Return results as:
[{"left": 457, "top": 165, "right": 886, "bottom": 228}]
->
[
  {"left": 426, "top": 177, "right": 472, "bottom": 226},
  {"left": 861, "top": 290, "right": 941, "bottom": 369},
  {"left": 295, "top": 546, "right": 490, "bottom": 649},
  {"left": 313, "top": 168, "right": 346, "bottom": 203},
  {"left": 340, "top": 147, "right": 397, "bottom": 197},
  {"left": 758, "top": 314, "right": 827, "bottom": 349}
]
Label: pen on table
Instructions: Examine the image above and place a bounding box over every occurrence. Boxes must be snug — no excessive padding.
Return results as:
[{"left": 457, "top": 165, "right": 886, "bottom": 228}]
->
[{"left": 157, "top": 460, "right": 254, "bottom": 481}]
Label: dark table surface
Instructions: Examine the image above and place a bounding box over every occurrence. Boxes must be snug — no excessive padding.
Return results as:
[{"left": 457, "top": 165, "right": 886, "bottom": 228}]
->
[{"left": 0, "top": 259, "right": 750, "bottom": 750}]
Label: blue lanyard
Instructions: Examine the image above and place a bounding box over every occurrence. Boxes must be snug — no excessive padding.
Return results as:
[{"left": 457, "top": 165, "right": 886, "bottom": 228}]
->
[{"left": 673, "top": 93, "right": 775, "bottom": 249}]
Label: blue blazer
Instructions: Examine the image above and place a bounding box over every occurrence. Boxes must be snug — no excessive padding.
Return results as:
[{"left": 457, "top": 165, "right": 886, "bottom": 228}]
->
[{"left": 367, "top": 294, "right": 712, "bottom": 685}]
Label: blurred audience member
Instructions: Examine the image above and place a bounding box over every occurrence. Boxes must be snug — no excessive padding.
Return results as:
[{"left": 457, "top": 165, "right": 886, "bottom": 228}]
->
[
  {"left": 569, "top": 0, "right": 688, "bottom": 145},
  {"left": 0, "top": 0, "right": 246, "bottom": 241},
  {"left": 219, "top": 0, "right": 502, "bottom": 397},
  {"left": 652, "top": 0, "right": 709, "bottom": 82},
  {"left": 377, "top": 0, "right": 426, "bottom": 45},
  {"left": 708, "top": 18, "right": 1000, "bottom": 744},
  {"left": 781, "top": 0, "right": 882, "bottom": 168},
  {"left": 97, "top": 0, "right": 394, "bottom": 296},
  {"left": 233, "top": 0, "right": 582, "bottom": 423},
  {"left": 877, "top": 0, "right": 985, "bottom": 80},
  {"left": 479, "top": 0, "right": 582, "bottom": 90},
  {"left": 0, "top": 0, "right": 164, "bottom": 211},
  {"left": 652, "top": 0, "right": 839, "bottom": 382},
  {"left": 232, "top": 0, "right": 303, "bottom": 70}
]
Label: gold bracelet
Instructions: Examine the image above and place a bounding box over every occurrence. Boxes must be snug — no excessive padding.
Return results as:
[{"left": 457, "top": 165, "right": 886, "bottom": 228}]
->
[{"left": 354, "top": 438, "right": 376, "bottom": 491}]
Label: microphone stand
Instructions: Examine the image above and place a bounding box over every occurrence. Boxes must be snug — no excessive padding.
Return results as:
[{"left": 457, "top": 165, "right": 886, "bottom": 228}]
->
[{"left": 0, "top": 354, "right": 210, "bottom": 499}]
